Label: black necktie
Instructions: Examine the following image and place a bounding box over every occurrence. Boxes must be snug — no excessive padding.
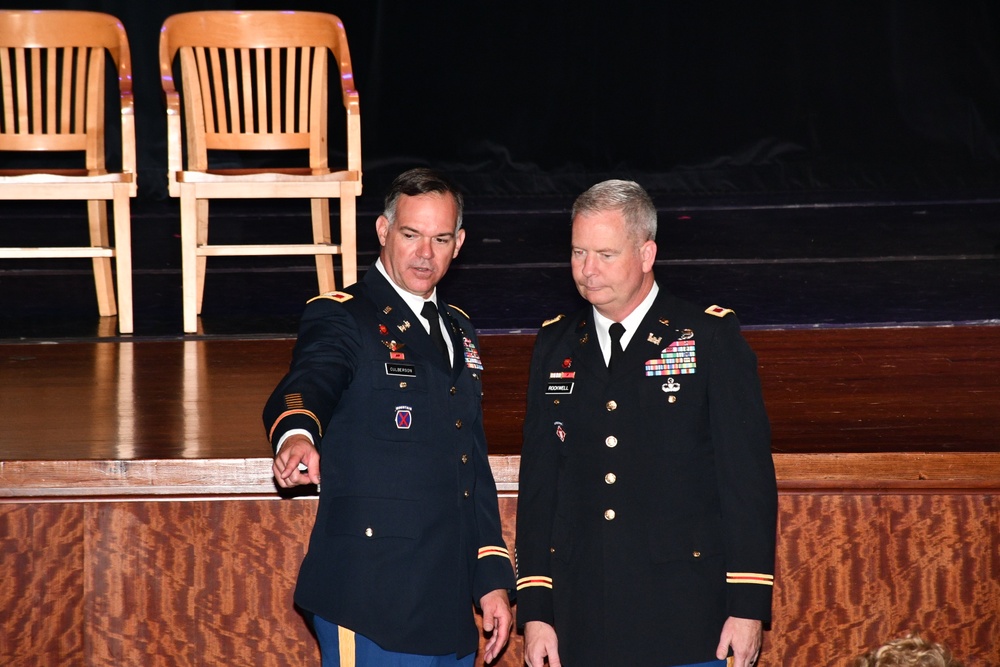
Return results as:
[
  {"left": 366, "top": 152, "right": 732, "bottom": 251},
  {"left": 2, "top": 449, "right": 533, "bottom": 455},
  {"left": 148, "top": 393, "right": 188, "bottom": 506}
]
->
[
  {"left": 609, "top": 322, "right": 625, "bottom": 371},
  {"left": 421, "top": 301, "right": 450, "bottom": 367}
]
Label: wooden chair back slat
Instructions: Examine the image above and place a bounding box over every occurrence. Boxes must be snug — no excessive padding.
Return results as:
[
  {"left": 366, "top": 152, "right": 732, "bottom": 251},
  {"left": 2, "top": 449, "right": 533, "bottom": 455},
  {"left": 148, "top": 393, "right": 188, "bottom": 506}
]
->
[
  {"left": 73, "top": 47, "right": 87, "bottom": 138},
  {"left": 84, "top": 47, "right": 104, "bottom": 169},
  {"left": 58, "top": 48, "right": 73, "bottom": 133},
  {"left": 283, "top": 46, "right": 295, "bottom": 134}
]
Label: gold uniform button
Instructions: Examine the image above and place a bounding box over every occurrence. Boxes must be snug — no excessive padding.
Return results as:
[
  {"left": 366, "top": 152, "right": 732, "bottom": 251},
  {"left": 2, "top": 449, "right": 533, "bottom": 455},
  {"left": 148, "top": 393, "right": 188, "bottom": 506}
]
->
[
  {"left": 463, "top": 489, "right": 471, "bottom": 498},
  {"left": 399, "top": 381, "right": 408, "bottom": 388},
  {"left": 606, "top": 400, "right": 618, "bottom": 411},
  {"left": 553, "top": 399, "right": 560, "bottom": 405},
  {"left": 668, "top": 395, "right": 678, "bottom": 404},
  {"left": 450, "top": 386, "right": 457, "bottom": 395},
  {"left": 604, "top": 509, "right": 616, "bottom": 521},
  {"left": 604, "top": 473, "right": 617, "bottom": 484},
  {"left": 365, "top": 527, "right": 374, "bottom": 538},
  {"left": 461, "top": 454, "right": 469, "bottom": 464},
  {"left": 692, "top": 551, "right": 702, "bottom": 558},
  {"left": 605, "top": 436, "right": 618, "bottom": 448},
  {"left": 455, "top": 419, "right": 463, "bottom": 429}
]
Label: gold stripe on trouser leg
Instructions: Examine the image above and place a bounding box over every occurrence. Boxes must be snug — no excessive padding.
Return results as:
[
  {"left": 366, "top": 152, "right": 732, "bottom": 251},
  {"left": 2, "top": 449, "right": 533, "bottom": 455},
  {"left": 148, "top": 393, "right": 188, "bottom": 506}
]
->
[{"left": 338, "top": 625, "right": 356, "bottom": 667}]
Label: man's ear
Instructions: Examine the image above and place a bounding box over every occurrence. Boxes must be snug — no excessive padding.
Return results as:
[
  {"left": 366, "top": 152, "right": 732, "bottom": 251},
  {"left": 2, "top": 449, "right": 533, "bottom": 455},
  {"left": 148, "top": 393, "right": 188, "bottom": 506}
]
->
[
  {"left": 640, "top": 240, "right": 657, "bottom": 272},
  {"left": 452, "top": 228, "right": 467, "bottom": 258},
  {"left": 376, "top": 215, "right": 390, "bottom": 247}
]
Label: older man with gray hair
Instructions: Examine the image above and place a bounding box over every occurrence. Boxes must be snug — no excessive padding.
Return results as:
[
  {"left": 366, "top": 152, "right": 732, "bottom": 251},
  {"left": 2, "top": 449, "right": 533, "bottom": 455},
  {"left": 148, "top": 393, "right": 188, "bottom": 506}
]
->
[{"left": 516, "top": 179, "right": 777, "bottom": 667}]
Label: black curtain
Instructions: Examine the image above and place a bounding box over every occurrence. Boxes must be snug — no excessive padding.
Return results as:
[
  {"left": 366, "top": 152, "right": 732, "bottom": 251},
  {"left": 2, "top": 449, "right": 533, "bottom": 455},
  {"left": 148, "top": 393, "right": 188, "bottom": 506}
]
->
[{"left": 5, "top": 0, "right": 1000, "bottom": 200}]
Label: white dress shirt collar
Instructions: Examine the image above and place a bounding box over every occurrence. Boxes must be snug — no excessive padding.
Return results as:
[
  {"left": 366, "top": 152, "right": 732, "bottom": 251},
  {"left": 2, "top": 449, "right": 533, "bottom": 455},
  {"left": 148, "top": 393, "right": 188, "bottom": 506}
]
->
[{"left": 593, "top": 282, "right": 659, "bottom": 365}]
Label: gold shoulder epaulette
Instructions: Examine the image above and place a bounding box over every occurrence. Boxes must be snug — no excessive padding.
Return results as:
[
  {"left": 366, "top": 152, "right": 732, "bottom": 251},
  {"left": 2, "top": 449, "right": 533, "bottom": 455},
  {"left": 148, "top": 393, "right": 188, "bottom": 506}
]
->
[
  {"left": 542, "top": 314, "right": 565, "bottom": 327},
  {"left": 308, "top": 290, "right": 353, "bottom": 304},
  {"left": 448, "top": 304, "right": 471, "bottom": 319},
  {"left": 705, "top": 305, "right": 734, "bottom": 317}
]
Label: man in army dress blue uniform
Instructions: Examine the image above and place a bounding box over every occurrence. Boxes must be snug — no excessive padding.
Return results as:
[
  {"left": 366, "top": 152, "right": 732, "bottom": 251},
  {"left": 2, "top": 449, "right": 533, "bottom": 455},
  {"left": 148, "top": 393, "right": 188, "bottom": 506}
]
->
[
  {"left": 264, "top": 169, "right": 514, "bottom": 667},
  {"left": 516, "top": 180, "right": 777, "bottom": 667}
]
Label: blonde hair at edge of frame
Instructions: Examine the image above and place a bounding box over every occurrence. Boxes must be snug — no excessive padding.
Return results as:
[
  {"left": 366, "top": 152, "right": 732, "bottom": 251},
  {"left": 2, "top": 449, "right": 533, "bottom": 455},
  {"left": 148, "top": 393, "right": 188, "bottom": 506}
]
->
[{"left": 851, "top": 633, "right": 964, "bottom": 667}]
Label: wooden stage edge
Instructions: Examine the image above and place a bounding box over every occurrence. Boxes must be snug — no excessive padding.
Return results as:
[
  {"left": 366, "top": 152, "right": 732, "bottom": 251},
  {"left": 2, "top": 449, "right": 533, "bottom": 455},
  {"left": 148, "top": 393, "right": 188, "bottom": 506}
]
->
[{"left": 3, "top": 452, "right": 1000, "bottom": 499}]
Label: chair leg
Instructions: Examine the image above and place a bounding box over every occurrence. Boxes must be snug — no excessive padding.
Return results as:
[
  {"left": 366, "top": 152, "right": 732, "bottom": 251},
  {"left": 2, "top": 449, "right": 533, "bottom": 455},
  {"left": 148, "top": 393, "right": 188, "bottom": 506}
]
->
[
  {"left": 180, "top": 186, "right": 200, "bottom": 334},
  {"left": 311, "top": 197, "right": 336, "bottom": 292},
  {"left": 196, "top": 199, "right": 209, "bottom": 315},
  {"left": 339, "top": 192, "right": 358, "bottom": 288},
  {"left": 113, "top": 184, "right": 133, "bottom": 334},
  {"left": 111, "top": 185, "right": 134, "bottom": 335},
  {"left": 87, "top": 199, "right": 117, "bottom": 317}
]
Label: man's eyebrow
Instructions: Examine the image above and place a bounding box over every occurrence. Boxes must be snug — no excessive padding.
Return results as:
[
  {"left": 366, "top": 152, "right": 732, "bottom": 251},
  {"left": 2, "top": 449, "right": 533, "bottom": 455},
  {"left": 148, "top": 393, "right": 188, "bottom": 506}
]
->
[{"left": 397, "top": 225, "right": 455, "bottom": 238}]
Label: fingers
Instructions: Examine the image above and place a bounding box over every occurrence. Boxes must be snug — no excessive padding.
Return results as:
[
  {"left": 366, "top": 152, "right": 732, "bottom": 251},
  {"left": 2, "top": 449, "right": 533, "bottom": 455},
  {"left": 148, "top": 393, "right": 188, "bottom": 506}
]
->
[
  {"left": 523, "top": 621, "right": 560, "bottom": 667},
  {"left": 491, "top": 613, "right": 511, "bottom": 658},
  {"left": 482, "top": 631, "right": 499, "bottom": 664},
  {"left": 272, "top": 444, "right": 320, "bottom": 488}
]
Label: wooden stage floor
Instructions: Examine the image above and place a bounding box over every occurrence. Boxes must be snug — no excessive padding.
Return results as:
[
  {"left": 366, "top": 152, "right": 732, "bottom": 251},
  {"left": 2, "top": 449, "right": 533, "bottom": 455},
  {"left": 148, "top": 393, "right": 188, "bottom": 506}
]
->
[{"left": 2, "top": 325, "right": 999, "bottom": 497}]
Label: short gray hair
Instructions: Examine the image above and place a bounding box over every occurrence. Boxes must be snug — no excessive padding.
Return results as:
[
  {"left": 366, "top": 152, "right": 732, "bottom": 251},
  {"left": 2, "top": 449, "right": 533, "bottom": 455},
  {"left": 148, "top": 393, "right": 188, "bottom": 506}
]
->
[{"left": 572, "top": 179, "right": 656, "bottom": 244}]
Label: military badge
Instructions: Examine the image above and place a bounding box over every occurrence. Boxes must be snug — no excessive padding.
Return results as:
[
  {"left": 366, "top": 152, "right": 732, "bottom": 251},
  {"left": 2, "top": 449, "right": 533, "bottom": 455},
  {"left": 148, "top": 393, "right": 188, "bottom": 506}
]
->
[
  {"left": 395, "top": 406, "right": 412, "bottom": 429},
  {"left": 706, "top": 305, "right": 734, "bottom": 317},
  {"left": 308, "top": 290, "right": 353, "bottom": 304},
  {"left": 554, "top": 422, "right": 566, "bottom": 442}
]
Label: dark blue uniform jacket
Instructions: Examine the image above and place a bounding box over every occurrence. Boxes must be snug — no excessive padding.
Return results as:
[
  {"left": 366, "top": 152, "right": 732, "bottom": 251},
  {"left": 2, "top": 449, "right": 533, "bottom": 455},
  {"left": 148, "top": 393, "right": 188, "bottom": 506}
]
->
[
  {"left": 516, "top": 286, "right": 777, "bottom": 667},
  {"left": 263, "top": 267, "right": 514, "bottom": 657}
]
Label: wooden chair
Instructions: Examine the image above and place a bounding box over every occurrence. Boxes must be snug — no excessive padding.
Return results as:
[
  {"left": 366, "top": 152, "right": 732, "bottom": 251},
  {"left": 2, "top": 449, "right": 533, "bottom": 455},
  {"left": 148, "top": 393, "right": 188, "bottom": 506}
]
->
[
  {"left": 0, "top": 10, "right": 136, "bottom": 334},
  {"left": 158, "top": 11, "right": 362, "bottom": 333}
]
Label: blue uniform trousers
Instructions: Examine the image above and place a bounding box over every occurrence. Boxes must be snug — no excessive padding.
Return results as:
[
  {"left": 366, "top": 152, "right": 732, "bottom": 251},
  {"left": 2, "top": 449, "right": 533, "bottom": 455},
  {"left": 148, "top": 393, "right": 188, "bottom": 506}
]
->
[{"left": 313, "top": 614, "right": 475, "bottom": 667}]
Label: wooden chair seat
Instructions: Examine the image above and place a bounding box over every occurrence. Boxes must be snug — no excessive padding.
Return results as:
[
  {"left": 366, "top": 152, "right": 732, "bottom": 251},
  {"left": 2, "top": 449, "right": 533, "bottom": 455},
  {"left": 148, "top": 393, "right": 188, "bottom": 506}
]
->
[
  {"left": 159, "top": 10, "right": 362, "bottom": 333},
  {"left": 0, "top": 10, "right": 136, "bottom": 334}
]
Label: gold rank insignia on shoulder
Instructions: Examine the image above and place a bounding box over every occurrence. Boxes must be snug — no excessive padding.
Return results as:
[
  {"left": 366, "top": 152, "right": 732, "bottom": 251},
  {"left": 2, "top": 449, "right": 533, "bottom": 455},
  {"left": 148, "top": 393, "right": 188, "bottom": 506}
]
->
[
  {"left": 448, "top": 304, "right": 471, "bottom": 319},
  {"left": 706, "top": 305, "right": 733, "bottom": 317},
  {"left": 542, "top": 314, "right": 565, "bottom": 327},
  {"left": 308, "top": 291, "right": 353, "bottom": 304}
]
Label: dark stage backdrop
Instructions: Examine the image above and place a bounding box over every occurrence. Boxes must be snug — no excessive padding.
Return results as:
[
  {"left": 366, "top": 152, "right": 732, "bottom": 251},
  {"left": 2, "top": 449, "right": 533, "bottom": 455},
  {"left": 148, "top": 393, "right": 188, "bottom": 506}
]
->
[{"left": 5, "top": 0, "right": 1000, "bottom": 201}]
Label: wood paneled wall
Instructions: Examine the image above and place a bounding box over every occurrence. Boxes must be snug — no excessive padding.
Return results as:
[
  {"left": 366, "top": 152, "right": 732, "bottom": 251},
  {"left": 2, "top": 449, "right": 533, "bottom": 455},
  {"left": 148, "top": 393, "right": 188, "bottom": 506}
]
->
[{"left": 2, "top": 486, "right": 997, "bottom": 666}]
